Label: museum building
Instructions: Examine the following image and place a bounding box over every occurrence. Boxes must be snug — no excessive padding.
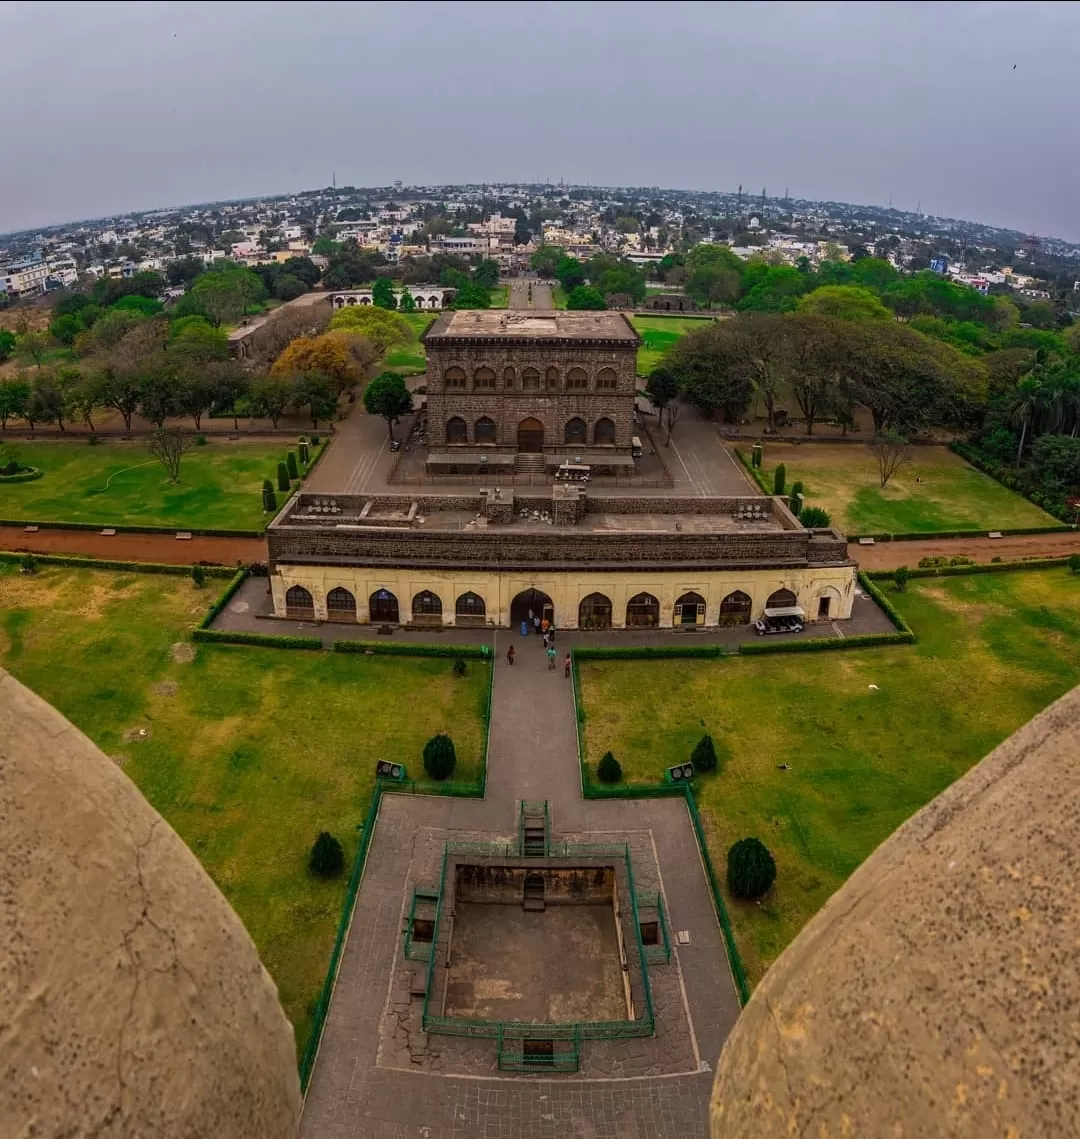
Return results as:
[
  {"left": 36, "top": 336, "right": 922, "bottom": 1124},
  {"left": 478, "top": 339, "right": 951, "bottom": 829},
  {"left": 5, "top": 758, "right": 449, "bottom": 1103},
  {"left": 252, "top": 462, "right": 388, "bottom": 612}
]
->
[
  {"left": 421, "top": 310, "right": 641, "bottom": 476},
  {"left": 265, "top": 488, "right": 858, "bottom": 631}
]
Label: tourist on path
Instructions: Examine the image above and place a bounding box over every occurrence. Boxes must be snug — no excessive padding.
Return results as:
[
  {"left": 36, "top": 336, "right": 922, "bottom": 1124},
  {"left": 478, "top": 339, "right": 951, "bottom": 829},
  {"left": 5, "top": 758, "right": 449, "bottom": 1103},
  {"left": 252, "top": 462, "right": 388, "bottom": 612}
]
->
[
  {"left": 506, "top": 645, "right": 515, "bottom": 666},
  {"left": 520, "top": 620, "right": 529, "bottom": 637},
  {"left": 546, "top": 645, "right": 557, "bottom": 670},
  {"left": 533, "top": 615, "right": 541, "bottom": 635},
  {"left": 541, "top": 617, "right": 550, "bottom": 635},
  {"left": 564, "top": 653, "right": 571, "bottom": 678},
  {"left": 542, "top": 632, "right": 550, "bottom": 649}
]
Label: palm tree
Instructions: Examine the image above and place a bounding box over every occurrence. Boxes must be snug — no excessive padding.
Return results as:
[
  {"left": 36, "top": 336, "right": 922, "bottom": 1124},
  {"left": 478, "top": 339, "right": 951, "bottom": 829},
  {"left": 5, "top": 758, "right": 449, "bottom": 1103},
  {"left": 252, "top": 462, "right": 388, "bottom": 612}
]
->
[
  {"left": 1009, "top": 377, "right": 1047, "bottom": 467},
  {"left": 1046, "top": 369, "right": 1080, "bottom": 437}
]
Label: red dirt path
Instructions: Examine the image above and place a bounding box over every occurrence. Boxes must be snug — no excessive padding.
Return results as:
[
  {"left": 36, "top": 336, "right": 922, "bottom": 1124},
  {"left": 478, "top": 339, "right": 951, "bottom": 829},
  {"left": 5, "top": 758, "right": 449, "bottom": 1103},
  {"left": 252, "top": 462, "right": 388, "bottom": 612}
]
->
[
  {"left": 853, "top": 530, "right": 1080, "bottom": 570},
  {"left": 0, "top": 526, "right": 266, "bottom": 566}
]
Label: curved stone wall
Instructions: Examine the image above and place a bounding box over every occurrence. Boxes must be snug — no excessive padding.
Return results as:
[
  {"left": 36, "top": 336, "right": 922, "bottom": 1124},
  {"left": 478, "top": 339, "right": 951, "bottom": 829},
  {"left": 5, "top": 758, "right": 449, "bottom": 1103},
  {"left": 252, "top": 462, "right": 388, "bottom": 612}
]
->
[
  {"left": 711, "top": 684, "right": 1080, "bottom": 1137},
  {"left": 0, "top": 669, "right": 301, "bottom": 1138}
]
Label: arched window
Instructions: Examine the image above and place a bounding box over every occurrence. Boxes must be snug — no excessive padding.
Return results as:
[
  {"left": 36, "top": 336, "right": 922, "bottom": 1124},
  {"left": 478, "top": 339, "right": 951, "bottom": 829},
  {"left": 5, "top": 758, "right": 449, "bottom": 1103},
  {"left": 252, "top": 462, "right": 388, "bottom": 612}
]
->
[
  {"left": 578, "top": 592, "right": 613, "bottom": 631},
  {"left": 446, "top": 417, "right": 468, "bottom": 444},
  {"left": 594, "top": 418, "right": 615, "bottom": 445},
  {"left": 369, "top": 589, "right": 399, "bottom": 624},
  {"left": 626, "top": 592, "right": 659, "bottom": 628},
  {"left": 412, "top": 590, "right": 443, "bottom": 618},
  {"left": 767, "top": 588, "right": 798, "bottom": 609},
  {"left": 326, "top": 586, "right": 357, "bottom": 623},
  {"left": 444, "top": 366, "right": 466, "bottom": 391},
  {"left": 518, "top": 417, "right": 544, "bottom": 452},
  {"left": 566, "top": 366, "right": 588, "bottom": 391},
  {"left": 475, "top": 416, "right": 496, "bottom": 444},
  {"left": 503, "top": 366, "right": 516, "bottom": 389},
  {"left": 674, "top": 591, "right": 706, "bottom": 626},
  {"left": 522, "top": 367, "right": 541, "bottom": 391},
  {"left": 455, "top": 591, "right": 486, "bottom": 625},
  {"left": 474, "top": 366, "right": 496, "bottom": 390},
  {"left": 718, "top": 590, "right": 752, "bottom": 626},
  {"left": 545, "top": 366, "right": 560, "bottom": 390},
  {"left": 285, "top": 585, "right": 314, "bottom": 620},
  {"left": 564, "top": 417, "right": 587, "bottom": 445},
  {"left": 595, "top": 367, "right": 618, "bottom": 391}
]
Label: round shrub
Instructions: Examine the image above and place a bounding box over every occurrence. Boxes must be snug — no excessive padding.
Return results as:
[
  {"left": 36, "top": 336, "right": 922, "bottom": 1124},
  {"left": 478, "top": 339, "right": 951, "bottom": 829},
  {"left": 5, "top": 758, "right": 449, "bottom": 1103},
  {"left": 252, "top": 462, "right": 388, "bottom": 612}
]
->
[
  {"left": 20, "top": 553, "right": 38, "bottom": 575},
  {"left": 309, "top": 831, "right": 345, "bottom": 878},
  {"left": 191, "top": 564, "right": 206, "bottom": 588},
  {"left": 691, "top": 733, "right": 718, "bottom": 773},
  {"left": 799, "top": 505, "right": 832, "bottom": 528},
  {"left": 423, "top": 733, "right": 457, "bottom": 781},
  {"left": 452, "top": 657, "right": 467, "bottom": 677},
  {"left": 727, "top": 837, "right": 776, "bottom": 900},
  {"left": 597, "top": 751, "right": 622, "bottom": 784}
]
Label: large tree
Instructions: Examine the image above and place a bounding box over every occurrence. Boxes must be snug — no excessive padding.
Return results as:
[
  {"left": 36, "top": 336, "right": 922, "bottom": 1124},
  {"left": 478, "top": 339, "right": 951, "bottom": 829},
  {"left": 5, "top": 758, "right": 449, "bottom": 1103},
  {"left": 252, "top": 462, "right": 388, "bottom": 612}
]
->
[
  {"left": 665, "top": 322, "right": 754, "bottom": 423},
  {"left": 797, "top": 285, "right": 893, "bottom": 323},
  {"left": 362, "top": 371, "right": 413, "bottom": 441},
  {"left": 328, "top": 305, "right": 413, "bottom": 355},
  {"left": 684, "top": 244, "right": 743, "bottom": 308},
  {"left": 0, "top": 376, "right": 31, "bottom": 429},
  {"left": 249, "top": 373, "right": 292, "bottom": 428}
]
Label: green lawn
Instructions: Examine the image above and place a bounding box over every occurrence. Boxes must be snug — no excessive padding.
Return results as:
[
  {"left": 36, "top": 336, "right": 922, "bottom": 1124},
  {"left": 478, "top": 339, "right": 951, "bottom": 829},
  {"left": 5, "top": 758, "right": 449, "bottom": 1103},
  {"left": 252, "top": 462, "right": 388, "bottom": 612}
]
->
[
  {"left": 0, "top": 563, "right": 489, "bottom": 1055},
  {"left": 758, "top": 442, "right": 1058, "bottom": 534},
  {"left": 489, "top": 284, "right": 510, "bottom": 308},
  {"left": 630, "top": 315, "right": 712, "bottom": 374},
  {"left": 579, "top": 567, "right": 1080, "bottom": 986},
  {"left": 552, "top": 283, "right": 569, "bottom": 309},
  {"left": 0, "top": 440, "right": 293, "bottom": 529}
]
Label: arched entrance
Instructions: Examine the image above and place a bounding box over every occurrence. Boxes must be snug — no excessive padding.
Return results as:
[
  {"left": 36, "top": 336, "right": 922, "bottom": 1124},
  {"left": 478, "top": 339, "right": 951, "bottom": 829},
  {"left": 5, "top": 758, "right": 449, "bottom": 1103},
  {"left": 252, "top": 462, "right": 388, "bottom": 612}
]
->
[
  {"left": 518, "top": 417, "right": 544, "bottom": 453},
  {"left": 718, "top": 590, "right": 752, "bottom": 626},
  {"left": 326, "top": 586, "right": 357, "bottom": 623},
  {"left": 510, "top": 588, "right": 554, "bottom": 630},
  {"left": 455, "top": 591, "right": 486, "bottom": 627},
  {"left": 369, "top": 588, "right": 399, "bottom": 624},
  {"left": 674, "top": 591, "right": 706, "bottom": 626},
  {"left": 767, "top": 588, "right": 798, "bottom": 609},
  {"left": 285, "top": 584, "right": 314, "bottom": 620},
  {"left": 411, "top": 590, "right": 443, "bottom": 624},
  {"left": 626, "top": 592, "right": 659, "bottom": 628},
  {"left": 578, "top": 592, "right": 612, "bottom": 631}
]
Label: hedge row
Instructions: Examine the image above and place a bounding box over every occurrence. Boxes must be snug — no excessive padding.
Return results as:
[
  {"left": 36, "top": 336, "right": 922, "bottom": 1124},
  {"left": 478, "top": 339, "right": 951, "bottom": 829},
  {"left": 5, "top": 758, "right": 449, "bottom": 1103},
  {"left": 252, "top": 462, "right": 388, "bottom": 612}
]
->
[
  {"left": 191, "top": 628, "right": 323, "bottom": 649},
  {"left": 0, "top": 517, "right": 264, "bottom": 538},
  {"left": 0, "top": 467, "right": 43, "bottom": 484},
  {"left": 198, "top": 567, "right": 250, "bottom": 629},
  {"left": 850, "top": 524, "right": 1075, "bottom": 542},
  {"left": 734, "top": 448, "right": 771, "bottom": 495},
  {"left": 332, "top": 640, "right": 490, "bottom": 659},
  {"left": 0, "top": 550, "right": 234, "bottom": 577},
  {"left": 573, "top": 642, "right": 736, "bottom": 660},
  {"left": 866, "top": 555, "right": 1074, "bottom": 581},
  {"left": 951, "top": 440, "right": 1078, "bottom": 524},
  {"left": 857, "top": 571, "right": 916, "bottom": 635},
  {"left": 740, "top": 630, "right": 914, "bottom": 654}
]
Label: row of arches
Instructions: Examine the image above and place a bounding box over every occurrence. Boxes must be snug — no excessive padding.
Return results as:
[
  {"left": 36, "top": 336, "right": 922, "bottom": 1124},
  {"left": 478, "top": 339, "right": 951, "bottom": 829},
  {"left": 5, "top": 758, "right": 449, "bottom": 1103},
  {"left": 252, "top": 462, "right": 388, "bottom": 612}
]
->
[
  {"left": 445, "top": 416, "right": 616, "bottom": 448},
  {"left": 283, "top": 585, "right": 804, "bottom": 627},
  {"left": 331, "top": 292, "right": 450, "bottom": 310},
  {"left": 442, "top": 365, "right": 619, "bottom": 393}
]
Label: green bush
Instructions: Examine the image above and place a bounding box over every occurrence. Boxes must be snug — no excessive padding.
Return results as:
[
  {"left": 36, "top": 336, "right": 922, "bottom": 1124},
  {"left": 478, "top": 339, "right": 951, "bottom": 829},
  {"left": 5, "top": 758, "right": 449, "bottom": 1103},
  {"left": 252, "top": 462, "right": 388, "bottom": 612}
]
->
[
  {"left": 332, "top": 640, "right": 489, "bottom": 658},
  {"left": 20, "top": 552, "right": 38, "bottom": 574},
  {"left": 262, "top": 481, "right": 277, "bottom": 512},
  {"left": 191, "top": 628, "right": 322, "bottom": 649},
  {"left": 309, "top": 831, "right": 345, "bottom": 878},
  {"left": 894, "top": 565, "right": 910, "bottom": 592},
  {"left": 423, "top": 733, "right": 457, "bottom": 780},
  {"left": 191, "top": 564, "right": 206, "bottom": 588},
  {"left": 691, "top": 733, "right": 719, "bottom": 773},
  {"left": 298, "top": 440, "right": 310, "bottom": 464},
  {"left": 727, "top": 837, "right": 776, "bottom": 900},
  {"left": 597, "top": 751, "right": 623, "bottom": 784},
  {"left": 1070, "top": 553, "right": 1080, "bottom": 575},
  {"left": 277, "top": 461, "right": 290, "bottom": 492},
  {"left": 799, "top": 505, "right": 831, "bottom": 528},
  {"left": 287, "top": 451, "right": 299, "bottom": 480},
  {"left": 196, "top": 434, "right": 207, "bottom": 446},
  {"left": 772, "top": 463, "right": 786, "bottom": 495},
  {"left": 311, "top": 434, "right": 320, "bottom": 445},
  {"left": 452, "top": 657, "right": 467, "bottom": 677}
]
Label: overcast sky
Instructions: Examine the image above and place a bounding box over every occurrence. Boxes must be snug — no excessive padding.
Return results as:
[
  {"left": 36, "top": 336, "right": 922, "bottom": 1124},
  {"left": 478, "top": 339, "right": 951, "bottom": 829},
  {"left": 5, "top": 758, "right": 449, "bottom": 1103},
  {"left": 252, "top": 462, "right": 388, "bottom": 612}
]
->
[{"left": 2, "top": 0, "right": 1078, "bottom": 238}]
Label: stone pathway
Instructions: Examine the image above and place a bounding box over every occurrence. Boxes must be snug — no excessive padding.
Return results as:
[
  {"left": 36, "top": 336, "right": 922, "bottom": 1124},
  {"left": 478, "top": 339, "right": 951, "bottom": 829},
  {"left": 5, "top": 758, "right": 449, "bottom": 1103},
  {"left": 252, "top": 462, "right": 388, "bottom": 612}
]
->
[{"left": 297, "top": 633, "right": 743, "bottom": 1138}]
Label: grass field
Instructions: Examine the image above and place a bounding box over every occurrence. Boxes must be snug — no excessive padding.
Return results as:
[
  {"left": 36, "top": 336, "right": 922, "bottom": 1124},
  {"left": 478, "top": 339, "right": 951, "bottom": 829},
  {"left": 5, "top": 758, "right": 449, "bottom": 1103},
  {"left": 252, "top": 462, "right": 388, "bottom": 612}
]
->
[
  {"left": 758, "top": 442, "right": 1057, "bottom": 534},
  {"left": 0, "top": 439, "right": 292, "bottom": 529},
  {"left": 630, "top": 315, "right": 711, "bottom": 374},
  {"left": 489, "top": 284, "right": 510, "bottom": 308},
  {"left": 0, "top": 563, "right": 489, "bottom": 1054},
  {"left": 579, "top": 567, "right": 1080, "bottom": 986}
]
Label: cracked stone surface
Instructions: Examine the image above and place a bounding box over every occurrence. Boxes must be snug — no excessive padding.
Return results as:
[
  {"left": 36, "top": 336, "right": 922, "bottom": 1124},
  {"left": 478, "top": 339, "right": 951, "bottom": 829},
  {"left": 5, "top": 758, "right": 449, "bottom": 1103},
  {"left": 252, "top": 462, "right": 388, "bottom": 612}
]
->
[
  {"left": 0, "top": 668, "right": 301, "bottom": 1139},
  {"left": 711, "top": 683, "right": 1080, "bottom": 1138}
]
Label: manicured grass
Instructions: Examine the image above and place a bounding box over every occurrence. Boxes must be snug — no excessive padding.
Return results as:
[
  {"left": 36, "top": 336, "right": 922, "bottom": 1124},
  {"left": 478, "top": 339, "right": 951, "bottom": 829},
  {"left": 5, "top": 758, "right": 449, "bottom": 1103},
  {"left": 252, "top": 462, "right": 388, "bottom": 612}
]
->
[
  {"left": 489, "top": 284, "right": 510, "bottom": 308},
  {"left": 758, "top": 442, "right": 1058, "bottom": 533},
  {"left": 579, "top": 568, "right": 1080, "bottom": 986},
  {"left": 551, "top": 284, "right": 569, "bottom": 309},
  {"left": 630, "top": 315, "right": 712, "bottom": 374},
  {"left": 0, "top": 439, "right": 292, "bottom": 529},
  {"left": 0, "top": 563, "right": 489, "bottom": 1055}
]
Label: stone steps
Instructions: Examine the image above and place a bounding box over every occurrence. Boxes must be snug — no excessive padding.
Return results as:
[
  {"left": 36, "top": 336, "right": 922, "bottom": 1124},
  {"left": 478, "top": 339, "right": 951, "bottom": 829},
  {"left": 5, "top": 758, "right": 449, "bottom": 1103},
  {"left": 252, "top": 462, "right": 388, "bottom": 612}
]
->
[{"left": 514, "top": 453, "right": 546, "bottom": 474}]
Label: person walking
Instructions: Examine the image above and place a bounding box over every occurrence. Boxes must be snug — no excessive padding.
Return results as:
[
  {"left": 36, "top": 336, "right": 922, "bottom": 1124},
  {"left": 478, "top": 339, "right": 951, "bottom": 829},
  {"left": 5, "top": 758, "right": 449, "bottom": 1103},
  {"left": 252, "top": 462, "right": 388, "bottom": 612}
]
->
[
  {"left": 541, "top": 617, "right": 550, "bottom": 636},
  {"left": 533, "top": 615, "right": 541, "bottom": 636},
  {"left": 506, "top": 644, "right": 515, "bottom": 666},
  {"left": 564, "top": 653, "right": 571, "bottom": 679},
  {"left": 542, "top": 631, "right": 550, "bottom": 649},
  {"left": 546, "top": 645, "right": 557, "bottom": 670}
]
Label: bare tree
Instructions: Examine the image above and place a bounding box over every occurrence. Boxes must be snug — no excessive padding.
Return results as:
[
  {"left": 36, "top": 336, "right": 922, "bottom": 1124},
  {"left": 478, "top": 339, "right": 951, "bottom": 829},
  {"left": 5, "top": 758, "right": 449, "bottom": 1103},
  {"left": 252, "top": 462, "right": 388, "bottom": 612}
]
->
[
  {"left": 870, "top": 431, "right": 913, "bottom": 488},
  {"left": 148, "top": 426, "right": 196, "bottom": 483}
]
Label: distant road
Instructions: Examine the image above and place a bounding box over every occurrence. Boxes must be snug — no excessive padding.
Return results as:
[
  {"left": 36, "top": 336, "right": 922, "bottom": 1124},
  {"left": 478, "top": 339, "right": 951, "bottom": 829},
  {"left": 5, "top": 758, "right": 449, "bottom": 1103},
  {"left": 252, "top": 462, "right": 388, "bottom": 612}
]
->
[{"left": 508, "top": 278, "right": 553, "bottom": 310}]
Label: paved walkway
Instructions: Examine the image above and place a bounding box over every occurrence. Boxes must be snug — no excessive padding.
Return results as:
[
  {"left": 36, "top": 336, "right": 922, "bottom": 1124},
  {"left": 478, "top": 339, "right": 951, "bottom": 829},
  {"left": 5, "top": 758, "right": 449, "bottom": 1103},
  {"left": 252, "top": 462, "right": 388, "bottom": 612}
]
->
[
  {"left": 509, "top": 278, "right": 553, "bottom": 310},
  {"left": 297, "top": 629, "right": 744, "bottom": 1138}
]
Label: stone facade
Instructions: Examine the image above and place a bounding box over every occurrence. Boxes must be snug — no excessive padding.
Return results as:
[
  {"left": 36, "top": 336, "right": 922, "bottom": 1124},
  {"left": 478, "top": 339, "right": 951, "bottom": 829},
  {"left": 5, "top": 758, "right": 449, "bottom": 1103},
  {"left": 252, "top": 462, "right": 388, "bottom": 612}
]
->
[{"left": 423, "top": 311, "right": 640, "bottom": 457}]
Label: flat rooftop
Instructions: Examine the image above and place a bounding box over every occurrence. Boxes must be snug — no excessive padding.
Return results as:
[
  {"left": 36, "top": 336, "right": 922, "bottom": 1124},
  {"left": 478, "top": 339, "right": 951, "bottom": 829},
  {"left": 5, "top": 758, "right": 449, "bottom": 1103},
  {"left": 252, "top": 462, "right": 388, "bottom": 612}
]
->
[{"left": 424, "top": 310, "right": 640, "bottom": 345}]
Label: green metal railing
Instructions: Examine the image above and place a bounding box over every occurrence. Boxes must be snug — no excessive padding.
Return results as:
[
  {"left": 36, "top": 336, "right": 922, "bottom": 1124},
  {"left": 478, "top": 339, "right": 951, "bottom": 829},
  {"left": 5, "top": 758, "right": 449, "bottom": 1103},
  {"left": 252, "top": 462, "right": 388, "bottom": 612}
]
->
[
  {"left": 636, "top": 891, "right": 672, "bottom": 965},
  {"left": 497, "top": 1023, "right": 581, "bottom": 1072},
  {"left": 403, "top": 887, "right": 440, "bottom": 961},
  {"left": 518, "top": 799, "right": 550, "bottom": 856}
]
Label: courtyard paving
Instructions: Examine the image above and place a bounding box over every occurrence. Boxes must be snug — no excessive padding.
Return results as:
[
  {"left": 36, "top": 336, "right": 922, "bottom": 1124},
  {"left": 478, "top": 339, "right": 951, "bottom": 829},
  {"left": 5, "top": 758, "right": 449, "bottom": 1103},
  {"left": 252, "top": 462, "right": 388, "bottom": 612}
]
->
[{"left": 297, "top": 631, "right": 743, "bottom": 1138}]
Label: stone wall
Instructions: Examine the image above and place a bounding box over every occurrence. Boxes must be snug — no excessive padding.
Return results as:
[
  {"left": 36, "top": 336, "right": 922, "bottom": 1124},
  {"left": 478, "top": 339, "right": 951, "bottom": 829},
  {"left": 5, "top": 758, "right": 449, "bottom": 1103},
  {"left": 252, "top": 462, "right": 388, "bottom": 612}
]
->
[{"left": 454, "top": 863, "right": 616, "bottom": 906}]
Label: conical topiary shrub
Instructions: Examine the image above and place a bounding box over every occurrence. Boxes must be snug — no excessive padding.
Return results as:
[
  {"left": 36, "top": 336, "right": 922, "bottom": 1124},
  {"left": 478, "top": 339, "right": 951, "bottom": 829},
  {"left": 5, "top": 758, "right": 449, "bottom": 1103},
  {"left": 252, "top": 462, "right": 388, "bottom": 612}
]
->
[
  {"left": 727, "top": 837, "right": 776, "bottom": 900},
  {"left": 287, "top": 451, "right": 299, "bottom": 480},
  {"left": 423, "top": 733, "right": 457, "bottom": 781},
  {"left": 691, "top": 733, "right": 719, "bottom": 773},
  {"left": 597, "top": 751, "right": 622, "bottom": 784},
  {"left": 277, "top": 461, "right": 290, "bottom": 492},
  {"left": 772, "top": 463, "right": 786, "bottom": 496},
  {"left": 262, "top": 478, "right": 277, "bottom": 512},
  {"left": 309, "top": 831, "right": 345, "bottom": 878}
]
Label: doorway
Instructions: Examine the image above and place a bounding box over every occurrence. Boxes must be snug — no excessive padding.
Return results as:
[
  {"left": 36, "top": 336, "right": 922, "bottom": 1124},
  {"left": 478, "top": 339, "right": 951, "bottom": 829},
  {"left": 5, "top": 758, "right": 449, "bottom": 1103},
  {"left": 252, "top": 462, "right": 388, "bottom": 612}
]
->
[
  {"left": 517, "top": 417, "right": 545, "bottom": 453},
  {"left": 817, "top": 594, "right": 832, "bottom": 619},
  {"left": 510, "top": 588, "right": 554, "bottom": 630}
]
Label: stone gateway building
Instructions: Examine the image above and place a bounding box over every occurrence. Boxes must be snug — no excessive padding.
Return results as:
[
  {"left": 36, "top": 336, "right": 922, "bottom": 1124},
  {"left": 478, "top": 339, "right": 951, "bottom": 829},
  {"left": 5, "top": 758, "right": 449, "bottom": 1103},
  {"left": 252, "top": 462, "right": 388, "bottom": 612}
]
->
[{"left": 422, "top": 310, "right": 640, "bottom": 476}]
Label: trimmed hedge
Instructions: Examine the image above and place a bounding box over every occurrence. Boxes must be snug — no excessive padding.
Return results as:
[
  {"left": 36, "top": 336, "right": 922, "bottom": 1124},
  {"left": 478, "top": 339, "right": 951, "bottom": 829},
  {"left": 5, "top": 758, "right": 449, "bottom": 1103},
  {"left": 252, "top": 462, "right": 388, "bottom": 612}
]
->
[
  {"left": 740, "top": 630, "right": 914, "bottom": 654},
  {"left": 0, "top": 550, "right": 234, "bottom": 577},
  {"left": 865, "top": 556, "right": 1073, "bottom": 581},
  {"left": 0, "top": 517, "right": 264, "bottom": 538},
  {"left": 191, "top": 628, "right": 323, "bottom": 649},
  {"left": 332, "top": 640, "right": 490, "bottom": 658},
  {"left": 857, "top": 571, "right": 915, "bottom": 636},
  {"left": 198, "top": 567, "right": 250, "bottom": 629},
  {"left": 849, "top": 524, "right": 1075, "bottom": 542},
  {"left": 734, "top": 448, "right": 772, "bottom": 495},
  {"left": 0, "top": 467, "right": 44, "bottom": 484},
  {"left": 573, "top": 643, "right": 736, "bottom": 660}
]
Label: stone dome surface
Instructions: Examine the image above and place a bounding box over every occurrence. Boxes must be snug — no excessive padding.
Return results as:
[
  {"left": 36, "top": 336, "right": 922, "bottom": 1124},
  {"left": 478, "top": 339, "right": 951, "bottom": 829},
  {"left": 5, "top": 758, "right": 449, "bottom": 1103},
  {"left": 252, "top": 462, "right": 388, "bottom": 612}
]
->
[
  {"left": 0, "top": 668, "right": 301, "bottom": 1138},
  {"left": 712, "top": 683, "right": 1080, "bottom": 1138}
]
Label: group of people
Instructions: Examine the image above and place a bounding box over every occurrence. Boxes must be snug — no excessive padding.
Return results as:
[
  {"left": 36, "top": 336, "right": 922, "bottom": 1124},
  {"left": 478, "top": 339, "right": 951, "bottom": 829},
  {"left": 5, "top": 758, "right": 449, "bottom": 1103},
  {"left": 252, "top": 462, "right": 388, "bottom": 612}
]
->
[{"left": 507, "top": 609, "right": 570, "bottom": 676}]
